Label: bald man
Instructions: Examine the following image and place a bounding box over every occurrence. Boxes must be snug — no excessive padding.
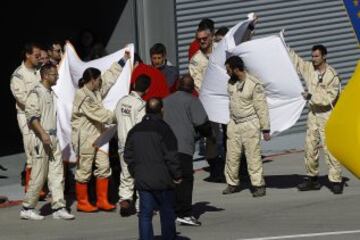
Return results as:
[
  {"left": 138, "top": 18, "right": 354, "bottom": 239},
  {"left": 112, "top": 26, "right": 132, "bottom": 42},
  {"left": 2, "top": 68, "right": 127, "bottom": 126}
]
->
[{"left": 163, "top": 74, "right": 213, "bottom": 226}]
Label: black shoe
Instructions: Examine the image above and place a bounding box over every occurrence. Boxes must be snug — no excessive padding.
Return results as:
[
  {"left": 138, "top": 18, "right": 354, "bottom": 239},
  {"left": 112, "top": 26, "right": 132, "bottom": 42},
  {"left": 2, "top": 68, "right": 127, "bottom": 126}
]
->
[
  {"left": 119, "top": 200, "right": 135, "bottom": 217},
  {"left": 205, "top": 157, "right": 226, "bottom": 183},
  {"left": 204, "top": 174, "right": 226, "bottom": 183},
  {"left": 331, "top": 182, "right": 343, "bottom": 194},
  {"left": 203, "top": 171, "right": 217, "bottom": 182},
  {"left": 297, "top": 177, "right": 321, "bottom": 191},
  {"left": 252, "top": 186, "right": 266, "bottom": 198},
  {"left": 222, "top": 185, "right": 240, "bottom": 195}
]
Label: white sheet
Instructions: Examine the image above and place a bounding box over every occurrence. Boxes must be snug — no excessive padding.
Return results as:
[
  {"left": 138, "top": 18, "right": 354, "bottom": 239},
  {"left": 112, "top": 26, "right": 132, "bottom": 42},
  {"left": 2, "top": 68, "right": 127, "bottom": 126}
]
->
[
  {"left": 53, "top": 43, "right": 134, "bottom": 162},
  {"left": 199, "top": 21, "right": 306, "bottom": 135}
]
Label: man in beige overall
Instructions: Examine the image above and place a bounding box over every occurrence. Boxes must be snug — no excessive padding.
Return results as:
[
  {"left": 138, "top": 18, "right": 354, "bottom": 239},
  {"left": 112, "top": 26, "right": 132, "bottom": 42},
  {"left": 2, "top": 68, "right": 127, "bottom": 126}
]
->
[
  {"left": 10, "top": 43, "right": 42, "bottom": 194},
  {"left": 289, "top": 44, "right": 343, "bottom": 194},
  {"left": 189, "top": 23, "right": 225, "bottom": 182},
  {"left": 222, "top": 56, "right": 271, "bottom": 197},
  {"left": 20, "top": 63, "right": 74, "bottom": 220},
  {"left": 115, "top": 74, "right": 151, "bottom": 216}
]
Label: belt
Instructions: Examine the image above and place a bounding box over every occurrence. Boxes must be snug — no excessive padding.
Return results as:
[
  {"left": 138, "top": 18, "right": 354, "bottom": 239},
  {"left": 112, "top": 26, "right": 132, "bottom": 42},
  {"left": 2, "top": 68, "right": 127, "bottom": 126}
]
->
[
  {"left": 310, "top": 105, "right": 332, "bottom": 113},
  {"left": 233, "top": 114, "right": 257, "bottom": 124}
]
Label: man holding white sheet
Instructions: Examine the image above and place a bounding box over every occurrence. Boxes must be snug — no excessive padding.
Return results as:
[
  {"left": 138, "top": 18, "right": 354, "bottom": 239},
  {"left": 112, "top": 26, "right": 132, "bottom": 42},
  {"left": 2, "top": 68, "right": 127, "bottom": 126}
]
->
[{"left": 288, "top": 44, "right": 343, "bottom": 194}]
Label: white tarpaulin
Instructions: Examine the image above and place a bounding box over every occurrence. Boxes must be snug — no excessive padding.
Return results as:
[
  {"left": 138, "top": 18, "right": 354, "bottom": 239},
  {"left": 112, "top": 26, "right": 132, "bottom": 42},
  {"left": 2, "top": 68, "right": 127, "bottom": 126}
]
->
[
  {"left": 53, "top": 43, "right": 134, "bottom": 162},
  {"left": 199, "top": 20, "right": 306, "bottom": 135}
]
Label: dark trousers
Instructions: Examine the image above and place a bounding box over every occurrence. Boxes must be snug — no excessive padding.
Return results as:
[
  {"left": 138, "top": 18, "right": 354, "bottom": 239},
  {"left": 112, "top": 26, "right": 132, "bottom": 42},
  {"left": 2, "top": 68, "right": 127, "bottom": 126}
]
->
[
  {"left": 139, "top": 190, "right": 176, "bottom": 240},
  {"left": 175, "top": 153, "right": 194, "bottom": 217}
]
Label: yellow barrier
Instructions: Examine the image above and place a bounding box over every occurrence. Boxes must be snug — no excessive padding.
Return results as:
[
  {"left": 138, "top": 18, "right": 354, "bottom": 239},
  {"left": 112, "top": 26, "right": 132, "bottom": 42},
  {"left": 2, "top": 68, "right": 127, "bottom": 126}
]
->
[{"left": 326, "top": 61, "right": 360, "bottom": 178}]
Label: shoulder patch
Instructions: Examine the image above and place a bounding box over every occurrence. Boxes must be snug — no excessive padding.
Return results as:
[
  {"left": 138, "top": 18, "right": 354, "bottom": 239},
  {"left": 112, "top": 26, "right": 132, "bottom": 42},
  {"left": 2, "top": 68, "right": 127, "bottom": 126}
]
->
[
  {"left": 85, "top": 96, "right": 95, "bottom": 104},
  {"left": 190, "top": 58, "right": 199, "bottom": 67},
  {"left": 27, "top": 87, "right": 41, "bottom": 99},
  {"left": 248, "top": 74, "right": 262, "bottom": 85},
  {"left": 11, "top": 72, "right": 24, "bottom": 80},
  {"left": 29, "top": 85, "right": 41, "bottom": 94},
  {"left": 327, "top": 66, "right": 339, "bottom": 79},
  {"left": 254, "top": 84, "right": 264, "bottom": 94},
  {"left": 137, "top": 103, "right": 145, "bottom": 112}
]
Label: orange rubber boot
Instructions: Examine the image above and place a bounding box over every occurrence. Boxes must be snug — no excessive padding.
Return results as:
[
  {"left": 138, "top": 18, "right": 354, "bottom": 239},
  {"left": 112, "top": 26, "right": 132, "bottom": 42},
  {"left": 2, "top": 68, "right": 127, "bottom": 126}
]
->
[
  {"left": 96, "top": 178, "right": 116, "bottom": 211},
  {"left": 76, "top": 182, "right": 98, "bottom": 212}
]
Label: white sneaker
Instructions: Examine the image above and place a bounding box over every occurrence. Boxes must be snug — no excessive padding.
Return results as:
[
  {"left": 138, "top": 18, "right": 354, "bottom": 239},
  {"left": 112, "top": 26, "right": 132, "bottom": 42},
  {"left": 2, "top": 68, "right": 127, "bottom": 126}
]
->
[
  {"left": 176, "top": 216, "right": 201, "bottom": 226},
  {"left": 20, "top": 209, "right": 44, "bottom": 220},
  {"left": 52, "top": 208, "right": 75, "bottom": 220}
]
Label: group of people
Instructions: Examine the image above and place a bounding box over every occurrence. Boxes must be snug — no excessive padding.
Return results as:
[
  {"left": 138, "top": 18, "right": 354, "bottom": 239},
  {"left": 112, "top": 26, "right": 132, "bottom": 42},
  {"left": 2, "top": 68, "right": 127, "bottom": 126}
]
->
[{"left": 9, "top": 15, "right": 344, "bottom": 240}]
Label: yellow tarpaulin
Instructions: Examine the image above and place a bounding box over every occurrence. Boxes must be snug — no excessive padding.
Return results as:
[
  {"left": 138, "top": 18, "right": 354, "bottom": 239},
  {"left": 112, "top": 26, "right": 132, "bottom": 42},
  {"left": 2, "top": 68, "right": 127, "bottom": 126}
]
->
[{"left": 326, "top": 61, "right": 360, "bottom": 178}]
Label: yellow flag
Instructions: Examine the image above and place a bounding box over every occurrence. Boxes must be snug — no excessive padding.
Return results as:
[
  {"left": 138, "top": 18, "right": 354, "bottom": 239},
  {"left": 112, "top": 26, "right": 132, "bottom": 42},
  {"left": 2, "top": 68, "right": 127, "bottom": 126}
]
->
[{"left": 326, "top": 61, "right": 360, "bottom": 178}]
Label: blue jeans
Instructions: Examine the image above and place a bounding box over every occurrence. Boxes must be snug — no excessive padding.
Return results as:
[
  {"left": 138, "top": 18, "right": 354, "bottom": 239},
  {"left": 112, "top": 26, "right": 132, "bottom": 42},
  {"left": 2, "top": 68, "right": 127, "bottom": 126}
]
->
[{"left": 139, "top": 190, "right": 176, "bottom": 240}]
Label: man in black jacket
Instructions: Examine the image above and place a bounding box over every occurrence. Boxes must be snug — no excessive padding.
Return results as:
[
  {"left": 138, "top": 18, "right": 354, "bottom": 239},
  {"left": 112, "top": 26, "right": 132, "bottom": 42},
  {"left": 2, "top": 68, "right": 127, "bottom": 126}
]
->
[{"left": 124, "top": 98, "right": 182, "bottom": 240}]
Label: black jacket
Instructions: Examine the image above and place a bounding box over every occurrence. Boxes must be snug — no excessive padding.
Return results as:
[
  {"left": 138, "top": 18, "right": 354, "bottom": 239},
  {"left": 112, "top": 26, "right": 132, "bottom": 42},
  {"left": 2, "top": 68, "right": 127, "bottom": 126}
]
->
[{"left": 124, "top": 113, "right": 182, "bottom": 191}]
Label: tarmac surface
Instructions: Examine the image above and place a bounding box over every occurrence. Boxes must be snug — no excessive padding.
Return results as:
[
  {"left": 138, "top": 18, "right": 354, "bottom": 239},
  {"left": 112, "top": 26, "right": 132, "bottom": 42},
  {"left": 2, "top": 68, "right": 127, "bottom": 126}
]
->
[{"left": 1, "top": 133, "right": 359, "bottom": 240}]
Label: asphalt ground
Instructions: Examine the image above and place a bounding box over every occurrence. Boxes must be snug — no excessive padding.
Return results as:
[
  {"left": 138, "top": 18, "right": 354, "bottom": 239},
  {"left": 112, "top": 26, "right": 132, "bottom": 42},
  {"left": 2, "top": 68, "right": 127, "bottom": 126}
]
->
[{"left": 1, "top": 134, "right": 359, "bottom": 240}]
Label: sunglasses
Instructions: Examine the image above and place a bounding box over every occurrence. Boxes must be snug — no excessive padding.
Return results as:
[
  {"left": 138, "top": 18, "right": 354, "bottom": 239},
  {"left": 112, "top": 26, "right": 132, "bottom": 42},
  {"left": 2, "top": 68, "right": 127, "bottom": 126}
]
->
[{"left": 196, "top": 36, "right": 209, "bottom": 42}]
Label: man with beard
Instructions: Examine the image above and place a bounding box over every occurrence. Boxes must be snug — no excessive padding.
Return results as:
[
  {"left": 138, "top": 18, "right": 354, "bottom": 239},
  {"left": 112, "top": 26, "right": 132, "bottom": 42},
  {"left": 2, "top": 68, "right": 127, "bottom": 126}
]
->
[
  {"left": 188, "top": 22, "right": 215, "bottom": 93},
  {"left": 222, "top": 56, "right": 271, "bottom": 197},
  {"left": 288, "top": 45, "right": 343, "bottom": 194},
  {"left": 188, "top": 21, "right": 224, "bottom": 183},
  {"left": 188, "top": 18, "right": 215, "bottom": 61},
  {"left": 47, "top": 40, "right": 63, "bottom": 67}
]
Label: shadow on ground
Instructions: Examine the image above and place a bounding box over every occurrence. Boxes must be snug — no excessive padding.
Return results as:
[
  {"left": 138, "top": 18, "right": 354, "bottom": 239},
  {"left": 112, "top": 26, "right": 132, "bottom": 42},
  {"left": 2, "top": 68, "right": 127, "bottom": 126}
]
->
[{"left": 192, "top": 201, "right": 224, "bottom": 219}]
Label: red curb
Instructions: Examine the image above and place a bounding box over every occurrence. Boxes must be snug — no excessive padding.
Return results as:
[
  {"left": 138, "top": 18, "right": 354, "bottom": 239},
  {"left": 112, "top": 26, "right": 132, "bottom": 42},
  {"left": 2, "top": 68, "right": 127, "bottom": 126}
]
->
[{"left": 0, "top": 200, "right": 23, "bottom": 208}]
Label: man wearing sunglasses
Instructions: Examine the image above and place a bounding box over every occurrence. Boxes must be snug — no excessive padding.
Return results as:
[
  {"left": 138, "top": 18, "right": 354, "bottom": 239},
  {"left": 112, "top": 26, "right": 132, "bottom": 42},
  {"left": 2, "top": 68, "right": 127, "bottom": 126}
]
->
[{"left": 189, "top": 23, "right": 215, "bottom": 93}]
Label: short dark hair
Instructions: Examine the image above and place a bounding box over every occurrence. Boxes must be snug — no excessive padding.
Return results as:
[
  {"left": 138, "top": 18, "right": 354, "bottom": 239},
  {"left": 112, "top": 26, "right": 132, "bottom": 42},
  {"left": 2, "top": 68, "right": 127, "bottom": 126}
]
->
[
  {"left": 198, "top": 18, "right": 215, "bottom": 33},
  {"left": 22, "top": 42, "right": 41, "bottom": 61},
  {"left": 215, "top": 26, "right": 229, "bottom": 37},
  {"left": 150, "top": 43, "right": 167, "bottom": 56},
  {"left": 39, "top": 43, "right": 50, "bottom": 52},
  {"left": 146, "top": 97, "right": 163, "bottom": 114},
  {"left": 134, "top": 74, "right": 151, "bottom": 92},
  {"left": 40, "top": 63, "right": 57, "bottom": 78},
  {"left": 47, "top": 40, "right": 63, "bottom": 49},
  {"left": 178, "top": 74, "right": 194, "bottom": 93},
  {"left": 312, "top": 44, "right": 327, "bottom": 56},
  {"left": 225, "top": 56, "right": 244, "bottom": 71}
]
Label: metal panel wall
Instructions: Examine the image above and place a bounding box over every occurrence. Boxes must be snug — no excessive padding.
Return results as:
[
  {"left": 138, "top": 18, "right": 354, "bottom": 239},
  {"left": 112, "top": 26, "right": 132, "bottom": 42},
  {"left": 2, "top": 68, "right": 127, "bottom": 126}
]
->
[
  {"left": 175, "top": 0, "right": 360, "bottom": 134},
  {"left": 135, "top": 0, "right": 178, "bottom": 66}
]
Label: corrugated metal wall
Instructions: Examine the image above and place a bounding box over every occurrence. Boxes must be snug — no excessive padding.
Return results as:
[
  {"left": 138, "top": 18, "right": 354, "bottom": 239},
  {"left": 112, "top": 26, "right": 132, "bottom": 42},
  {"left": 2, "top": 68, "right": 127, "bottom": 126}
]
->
[{"left": 175, "top": 0, "right": 360, "bottom": 134}]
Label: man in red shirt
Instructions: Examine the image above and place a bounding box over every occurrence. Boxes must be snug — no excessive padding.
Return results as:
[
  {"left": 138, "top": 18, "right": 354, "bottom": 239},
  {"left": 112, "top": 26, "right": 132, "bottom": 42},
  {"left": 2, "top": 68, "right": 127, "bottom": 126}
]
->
[
  {"left": 150, "top": 43, "right": 179, "bottom": 93},
  {"left": 130, "top": 54, "right": 169, "bottom": 100}
]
